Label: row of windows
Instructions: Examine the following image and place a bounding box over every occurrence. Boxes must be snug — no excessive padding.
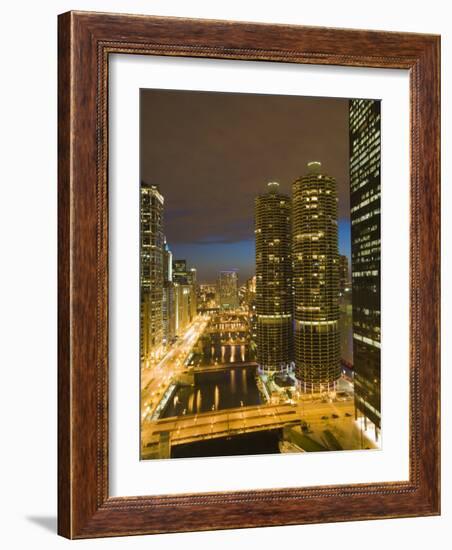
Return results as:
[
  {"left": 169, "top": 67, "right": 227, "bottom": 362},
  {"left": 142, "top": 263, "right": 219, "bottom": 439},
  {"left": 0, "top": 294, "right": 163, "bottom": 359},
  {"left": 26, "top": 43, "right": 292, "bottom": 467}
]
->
[{"left": 351, "top": 208, "right": 381, "bottom": 226}]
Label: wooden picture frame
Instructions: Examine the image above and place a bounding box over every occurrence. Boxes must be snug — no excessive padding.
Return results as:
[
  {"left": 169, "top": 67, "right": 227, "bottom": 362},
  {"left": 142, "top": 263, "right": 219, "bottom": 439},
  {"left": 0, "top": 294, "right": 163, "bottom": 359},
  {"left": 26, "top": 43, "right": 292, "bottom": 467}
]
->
[{"left": 58, "top": 11, "right": 440, "bottom": 538}]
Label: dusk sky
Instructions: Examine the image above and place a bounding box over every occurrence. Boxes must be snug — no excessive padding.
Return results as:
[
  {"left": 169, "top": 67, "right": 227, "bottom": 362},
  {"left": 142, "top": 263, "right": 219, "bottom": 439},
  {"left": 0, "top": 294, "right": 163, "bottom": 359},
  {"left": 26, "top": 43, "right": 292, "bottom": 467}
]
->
[{"left": 140, "top": 89, "right": 351, "bottom": 284}]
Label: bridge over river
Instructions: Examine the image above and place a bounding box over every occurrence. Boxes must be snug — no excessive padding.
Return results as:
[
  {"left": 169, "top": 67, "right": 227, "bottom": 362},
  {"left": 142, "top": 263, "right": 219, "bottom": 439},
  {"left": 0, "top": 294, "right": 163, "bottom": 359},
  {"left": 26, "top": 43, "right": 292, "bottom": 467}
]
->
[
  {"left": 189, "top": 360, "right": 258, "bottom": 374},
  {"left": 141, "top": 402, "right": 300, "bottom": 459}
]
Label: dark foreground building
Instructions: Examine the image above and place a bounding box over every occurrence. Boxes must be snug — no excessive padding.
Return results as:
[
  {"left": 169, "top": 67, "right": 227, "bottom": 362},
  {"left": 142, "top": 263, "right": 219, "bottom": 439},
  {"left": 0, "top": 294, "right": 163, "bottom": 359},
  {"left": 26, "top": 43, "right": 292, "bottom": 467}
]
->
[
  {"left": 349, "top": 99, "right": 381, "bottom": 438},
  {"left": 292, "top": 162, "right": 340, "bottom": 392},
  {"left": 255, "top": 182, "right": 293, "bottom": 371}
]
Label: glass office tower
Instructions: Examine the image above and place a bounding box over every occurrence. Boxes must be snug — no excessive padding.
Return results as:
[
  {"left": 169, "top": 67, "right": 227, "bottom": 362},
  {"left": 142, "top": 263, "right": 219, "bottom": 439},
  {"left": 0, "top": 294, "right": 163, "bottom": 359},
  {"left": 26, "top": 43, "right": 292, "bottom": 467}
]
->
[{"left": 349, "top": 99, "right": 381, "bottom": 437}]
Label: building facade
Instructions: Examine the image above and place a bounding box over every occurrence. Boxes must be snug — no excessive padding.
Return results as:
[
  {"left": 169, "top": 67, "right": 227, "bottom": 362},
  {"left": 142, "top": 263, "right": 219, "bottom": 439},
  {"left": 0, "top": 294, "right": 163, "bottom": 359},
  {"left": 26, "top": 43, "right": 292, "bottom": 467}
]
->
[
  {"left": 173, "top": 259, "right": 197, "bottom": 333},
  {"left": 339, "top": 254, "right": 350, "bottom": 294},
  {"left": 174, "top": 284, "right": 192, "bottom": 336},
  {"left": 255, "top": 182, "right": 293, "bottom": 371},
  {"left": 292, "top": 162, "right": 340, "bottom": 391},
  {"left": 162, "top": 239, "right": 176, "bottom": 345},
  {"left": 218, "top": 270, "right": 239, "bottom": 310},
  {"left": 140, "top": 182, "right": 164, "bottom": 362},
  {"left": 349, "top": 99, "right": 381, "bottom": 435}
]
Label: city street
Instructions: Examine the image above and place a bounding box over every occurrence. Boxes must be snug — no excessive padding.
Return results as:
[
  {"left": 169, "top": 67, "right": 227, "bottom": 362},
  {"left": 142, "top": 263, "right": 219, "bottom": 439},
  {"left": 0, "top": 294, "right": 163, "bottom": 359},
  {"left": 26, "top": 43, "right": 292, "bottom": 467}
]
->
[{"left": 141, "top": 315, "right": 210, "bottom": 420}]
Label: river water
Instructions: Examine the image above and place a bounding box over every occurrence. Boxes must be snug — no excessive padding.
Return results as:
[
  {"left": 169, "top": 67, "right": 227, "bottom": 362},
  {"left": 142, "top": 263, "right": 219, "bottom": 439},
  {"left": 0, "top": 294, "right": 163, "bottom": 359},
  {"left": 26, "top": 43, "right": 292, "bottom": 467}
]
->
[
  {"left": 161, "top": 364, "right": 262, "bottom": 418},
  {"left": 171, "top": 430, "right": 281, "bottom": 458}
]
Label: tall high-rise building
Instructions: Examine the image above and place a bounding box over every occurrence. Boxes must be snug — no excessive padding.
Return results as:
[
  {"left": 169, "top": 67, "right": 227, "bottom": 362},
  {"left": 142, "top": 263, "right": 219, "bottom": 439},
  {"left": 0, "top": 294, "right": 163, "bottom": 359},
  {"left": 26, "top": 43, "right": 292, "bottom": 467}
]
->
[
  {"left": 162, "top": 239, "right": 176, "bottom": 345},
  {"left": 140, "top": 182, "right": 164, "bottom": 361},
  {"left": 174, "top": 283, "right": 192, "bottom": 335},
  {"left": 173, "top": 259, "right": 197, "bottom": 326},
  {"left": 244, "top": 276, "right": 256, "bottom": 307},
  {"left": 163, "top": 238, "right": 173, "bottom": 282},
  {"left": 189, "top": 268, "right": 198, "bottom": 318},
  {"left": 339, "top": 254, "right": 350, "bottom": 294},
  {"left": 218, "top": 270, "right": 239, "bottom": 310},
  {"left": 349, "top": 99, "right": 381, "bottom": 436},
  {"left": 255, "top": 182, "right": 292, "bottom": 371},
  {"left": 292, "top": 162, "right": 340, "bottom": 391}
]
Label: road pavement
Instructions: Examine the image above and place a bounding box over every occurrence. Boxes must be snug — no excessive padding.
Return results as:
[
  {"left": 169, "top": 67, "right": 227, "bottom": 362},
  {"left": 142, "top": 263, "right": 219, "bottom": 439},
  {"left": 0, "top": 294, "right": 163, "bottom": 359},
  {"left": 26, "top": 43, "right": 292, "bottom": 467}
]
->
[{"left": 141, "top": 315, "right": 209, "bottom": 420}]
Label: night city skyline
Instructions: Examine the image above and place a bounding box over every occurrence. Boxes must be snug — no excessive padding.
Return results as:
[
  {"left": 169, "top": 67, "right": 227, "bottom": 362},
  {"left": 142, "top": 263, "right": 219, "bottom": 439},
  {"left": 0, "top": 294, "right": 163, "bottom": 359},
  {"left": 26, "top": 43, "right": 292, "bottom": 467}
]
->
[
  {"left": 140, "top": 89, "right": 381, "bottom": 460},
  {"left": 141, "top": 89, "right": 351, "bottom": 283}
]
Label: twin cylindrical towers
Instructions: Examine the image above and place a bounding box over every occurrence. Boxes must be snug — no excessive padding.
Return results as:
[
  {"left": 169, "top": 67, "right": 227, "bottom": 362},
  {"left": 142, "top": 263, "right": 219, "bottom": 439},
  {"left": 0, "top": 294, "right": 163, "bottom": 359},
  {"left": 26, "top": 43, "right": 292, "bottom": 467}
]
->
[{"left": 255, "top": 163, "right": 340, "bottom": 391}]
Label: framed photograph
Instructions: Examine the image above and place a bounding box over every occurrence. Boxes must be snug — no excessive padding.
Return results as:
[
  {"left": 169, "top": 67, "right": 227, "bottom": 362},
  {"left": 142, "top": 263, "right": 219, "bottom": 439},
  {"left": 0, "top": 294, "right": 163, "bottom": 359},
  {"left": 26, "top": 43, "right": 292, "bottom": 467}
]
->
[{"left": 58, "top": 11, "right": 440, "bottom": 538}]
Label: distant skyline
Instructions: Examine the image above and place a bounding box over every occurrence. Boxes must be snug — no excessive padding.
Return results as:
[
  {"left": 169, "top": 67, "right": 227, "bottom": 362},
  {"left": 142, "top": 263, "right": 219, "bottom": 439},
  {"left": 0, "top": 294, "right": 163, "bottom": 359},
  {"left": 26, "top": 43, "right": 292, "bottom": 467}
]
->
[{"left": 141, "top": 89, "right": 351, "bottom": 283}]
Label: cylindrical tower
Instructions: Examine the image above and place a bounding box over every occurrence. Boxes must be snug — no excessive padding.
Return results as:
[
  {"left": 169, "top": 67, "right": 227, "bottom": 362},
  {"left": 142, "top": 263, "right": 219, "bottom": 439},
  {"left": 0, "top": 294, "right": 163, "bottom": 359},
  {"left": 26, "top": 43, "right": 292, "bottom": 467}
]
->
[
  {"left": 292, "top": 162, "right": 340, "bottom": 391},
  {"left": 255, "top": 182, "right": 292, "bottom": 372}
]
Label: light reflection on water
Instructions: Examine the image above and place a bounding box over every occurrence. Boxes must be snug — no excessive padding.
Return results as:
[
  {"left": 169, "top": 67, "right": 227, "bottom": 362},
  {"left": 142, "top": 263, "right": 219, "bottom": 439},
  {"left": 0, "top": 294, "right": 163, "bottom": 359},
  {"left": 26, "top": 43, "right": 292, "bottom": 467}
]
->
[
  {"left": 230, "top": 369, "right": 236, "bottom": 393},
  {"left": 200, "top": 340, "right": 255, "bottom": 366},
  {"left": 214, "top": 384, "right": 220, "bottom": 410},
  {"left": 161, "top": 365, "right": 261, "bottom": 418}
]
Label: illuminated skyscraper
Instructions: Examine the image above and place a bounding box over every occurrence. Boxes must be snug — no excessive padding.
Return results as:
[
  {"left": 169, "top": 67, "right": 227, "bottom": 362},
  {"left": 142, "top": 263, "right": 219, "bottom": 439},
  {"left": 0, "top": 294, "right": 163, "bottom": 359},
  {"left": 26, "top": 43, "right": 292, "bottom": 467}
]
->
[
  {"left": 349, "top": 99, "right": 381, "bottom": 436},
  {"left": 140, "top": 182, "right": 164, "bottom": 361},
  {"left": 255, "top": 182, "right": 292, "bottom": 371},
  {"left": 339, "top": 254, "right": 350, "bottom": 294},
  {"left": 162, "top": 238, "right": 176, "bottom": 345},
  {"left": 189, "top": 268, "right": 198, "bottom": 318},
  {"left": 173, "top": 259, "right": 197, "bottom": 328},
  {"left": 218, "top": 270, "right": 239, "bottom": 310},
  {"left": 174, "top": 284, "right": 192, "bottom": 335},
  {"left": 292, "top": 162, "right": 340, "bottom": 391}
]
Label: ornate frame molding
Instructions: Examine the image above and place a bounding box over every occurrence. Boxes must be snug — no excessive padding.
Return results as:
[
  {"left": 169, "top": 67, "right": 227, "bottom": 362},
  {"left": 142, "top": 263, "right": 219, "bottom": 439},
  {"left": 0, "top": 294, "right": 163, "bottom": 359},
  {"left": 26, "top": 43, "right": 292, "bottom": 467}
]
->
[{"left": 58, "top": 11, "right": 440, "bottom": 538}]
